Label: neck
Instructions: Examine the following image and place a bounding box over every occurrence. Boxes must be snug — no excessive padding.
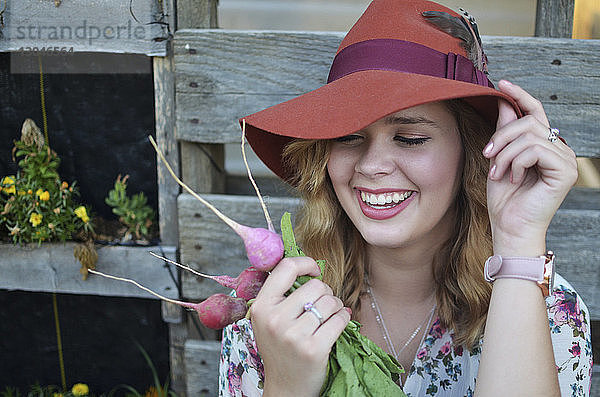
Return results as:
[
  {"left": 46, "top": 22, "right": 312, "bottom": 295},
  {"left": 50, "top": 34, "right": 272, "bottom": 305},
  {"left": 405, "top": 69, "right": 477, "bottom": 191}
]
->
[{"left": 365, "top": 241, "right": 440, "bottom": 307}]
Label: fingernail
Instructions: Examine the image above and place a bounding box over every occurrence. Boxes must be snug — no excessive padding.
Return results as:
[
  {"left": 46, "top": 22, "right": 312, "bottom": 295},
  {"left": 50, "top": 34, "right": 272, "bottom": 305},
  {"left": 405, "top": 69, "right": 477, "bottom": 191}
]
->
[
  {"left": 483, "top": 141, "right": 493, "bottom": 156},
  {"left": 345, "top": 307, "right": 352, "bottom": 315},
  {"left": 489, "top": 164, "right": 497, "bottom": 179},
  {"left": 500, "top": 79, "right": 512, "bottom": 87}
]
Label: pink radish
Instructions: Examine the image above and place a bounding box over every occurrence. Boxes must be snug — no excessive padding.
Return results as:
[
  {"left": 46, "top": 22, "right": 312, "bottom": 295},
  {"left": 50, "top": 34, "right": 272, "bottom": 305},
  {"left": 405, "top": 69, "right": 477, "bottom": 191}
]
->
[
  {"left": 149, "top": 134, "right": 284, "bottom": 272},
  {"left": 87, "top": 269, "right": 248, "bottom": 329},
  {"left": 149, "top": 252, "right": 268, "bottom": 300},
  {"left": 196, "top": 293, "right": 249, "bottom": 329}
]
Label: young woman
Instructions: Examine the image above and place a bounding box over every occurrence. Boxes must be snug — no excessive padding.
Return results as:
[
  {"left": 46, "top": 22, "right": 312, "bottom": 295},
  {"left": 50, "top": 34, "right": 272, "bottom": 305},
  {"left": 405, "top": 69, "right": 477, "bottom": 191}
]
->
[{"left": 219, "top": 1, "right": 593, "bottom": 395}]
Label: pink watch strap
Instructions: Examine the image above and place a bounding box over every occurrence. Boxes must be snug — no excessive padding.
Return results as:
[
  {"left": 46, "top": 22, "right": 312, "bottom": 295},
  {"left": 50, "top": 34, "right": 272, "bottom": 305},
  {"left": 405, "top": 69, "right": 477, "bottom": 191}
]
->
[{"left": 484, "top": 255, "right": 545, "bottom": 282}]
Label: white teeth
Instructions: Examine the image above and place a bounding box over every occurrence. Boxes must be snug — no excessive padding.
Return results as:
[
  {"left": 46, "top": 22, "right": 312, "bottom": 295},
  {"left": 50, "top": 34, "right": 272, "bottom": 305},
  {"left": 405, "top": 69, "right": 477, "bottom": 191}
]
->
[{"left": 361, "top": 191, "right": 412, "bottom": 206}]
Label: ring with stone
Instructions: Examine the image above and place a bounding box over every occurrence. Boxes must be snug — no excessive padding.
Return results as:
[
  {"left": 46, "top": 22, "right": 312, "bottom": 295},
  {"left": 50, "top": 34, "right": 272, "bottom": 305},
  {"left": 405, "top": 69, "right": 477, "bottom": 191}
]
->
[
  {"left": 303, "top": 301, "right": 323, "bottom": 324},
  {"left": 547, "top": 127, "right": 560, "bottom": 143}
]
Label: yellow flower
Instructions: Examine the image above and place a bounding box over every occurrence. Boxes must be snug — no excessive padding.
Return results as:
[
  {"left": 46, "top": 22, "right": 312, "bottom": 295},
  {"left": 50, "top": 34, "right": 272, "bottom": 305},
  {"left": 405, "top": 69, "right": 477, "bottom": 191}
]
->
[
  {"left": 53, "top": 207, "right": 61, "bottom": 214},
  {"left": 27, "top": 189, "right": 33, "bottom": 194},
  {"left": 29, "top": 212, "right": 43, "bottom": 227},
  {"left": 74, "top": 206, "right": 89, "bottom": 223},
  {"left": 144, "top": 386, "right": 159, "bottom": 397},
  {"left": 71, "top": 383, "right": 89, "bottom": 396},
  {"left": 1, "top": 176, "right": 16, "bottom": 194},
  {"left": 39, "top": 190, "right": 50, "bottom": 201},
  {"left": 61, "top": 181, "right": 69, "bottom": 190}
]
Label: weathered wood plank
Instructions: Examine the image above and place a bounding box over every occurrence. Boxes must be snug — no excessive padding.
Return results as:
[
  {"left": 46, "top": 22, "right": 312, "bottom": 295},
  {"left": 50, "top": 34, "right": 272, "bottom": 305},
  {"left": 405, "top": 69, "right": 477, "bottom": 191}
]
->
[
  {"left": 178, "top": 193, "right": 300, "bottom": 299},
  {"left": 546, "top": 209, "right": 600, "bottom": 320},
  {"left": 178, "top": 193, "right": 600, "bottom": 320},
  {"left": 0, "top": 244, "right": 178, "bottom": 298},
  {"left": 560, "top": 187, "right": 600, "bottom": 210},
  {"left": 0, "top": 0, "right": 168, "bottom": 56},
  {"left": 173, "top": 30, "right": 600, "bottom": 158},
  {"left": 176, "top": 0, "right": 219, "bottom": 30},
  {"left": 184, "top": 339, "right": 221, "bottom": 396},
  {"left": 180, "top": 142, "right": 226, "bottom": 193},
  {"left": 535, "top": 0, "right": 575, "bottom": 38},
  {"left": 593, "top": 367, "right": 600, "bottom": 397},
  {"left": 154, "top": 53, "right": 180, "bottom": 246}
]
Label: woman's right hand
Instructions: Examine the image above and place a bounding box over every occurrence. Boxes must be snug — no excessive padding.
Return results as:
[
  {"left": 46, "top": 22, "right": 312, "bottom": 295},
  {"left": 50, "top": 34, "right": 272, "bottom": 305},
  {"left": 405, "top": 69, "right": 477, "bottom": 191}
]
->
[{"left": 249, "top": 256, "right": 351, "bottom": 397}]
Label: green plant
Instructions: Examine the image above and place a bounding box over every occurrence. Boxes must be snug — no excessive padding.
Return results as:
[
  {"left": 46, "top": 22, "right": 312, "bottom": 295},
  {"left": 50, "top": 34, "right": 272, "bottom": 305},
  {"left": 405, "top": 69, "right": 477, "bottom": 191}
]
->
[
  {"left": 109, "top": 343, "right": 177, "bottom": 397},
  {"left": 104, "top": 174, "right": 154, "bottom": 240},
  {"left": 1, "top": 383, "right": 95, "bottom": 397},
  {"left": 0, "top": 119, "right": 93, "bottom": 244}
]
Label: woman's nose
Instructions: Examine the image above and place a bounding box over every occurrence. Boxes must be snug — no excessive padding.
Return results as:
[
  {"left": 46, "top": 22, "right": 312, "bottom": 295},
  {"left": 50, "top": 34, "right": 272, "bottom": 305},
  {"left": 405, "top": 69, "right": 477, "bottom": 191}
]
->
[{"left": 354, "top": 139, "right": 396, "bottom": 177}]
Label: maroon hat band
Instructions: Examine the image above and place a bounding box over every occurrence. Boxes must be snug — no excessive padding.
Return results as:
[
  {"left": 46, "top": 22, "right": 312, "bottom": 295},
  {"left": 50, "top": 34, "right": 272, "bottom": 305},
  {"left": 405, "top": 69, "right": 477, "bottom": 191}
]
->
[{"left": 327, "top": 39, "right": 493, "bottom": 88}]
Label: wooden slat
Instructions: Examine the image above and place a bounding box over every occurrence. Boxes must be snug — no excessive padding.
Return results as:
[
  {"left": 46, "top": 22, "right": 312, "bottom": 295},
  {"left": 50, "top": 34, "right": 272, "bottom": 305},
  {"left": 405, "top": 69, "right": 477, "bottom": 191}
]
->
[
  {"left": 173, "top": 30, "right": 600, "bottom": 158},
  {"left": 535, "top": 0, "right": 575, "bottom": 38},
  {"left": 560, "top": 187, "right": 600, "bottom": 210},
  {"left": 0, "top": 0, "right": 167, "bottom": 56},
  {"left": 547, "top": 209, "right": 600, "bottom": 320},
  {"left": 0, "top": 243, "right": 178, "bottom": 299},
  {"left": 178, "top": 193, "right": 300, "bottom": 299},
  {"left": 154, "top": 53, "right": 180, "bottom": 246},
  {"left": 184, "top": 339, "right": 221, "bottom": 396},
  {"left": 178, "top": 193, "right": 600, "bottom": 320},
  {"left": 593, "top": 367, "right": 600, "bottom": 397}
]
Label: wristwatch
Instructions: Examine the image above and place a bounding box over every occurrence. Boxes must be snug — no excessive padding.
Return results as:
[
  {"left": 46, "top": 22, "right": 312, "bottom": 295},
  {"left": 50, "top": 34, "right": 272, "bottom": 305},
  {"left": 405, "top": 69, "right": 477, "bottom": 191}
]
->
[{"left": 484, "top": 251, "right": 555, "bottom": 297}]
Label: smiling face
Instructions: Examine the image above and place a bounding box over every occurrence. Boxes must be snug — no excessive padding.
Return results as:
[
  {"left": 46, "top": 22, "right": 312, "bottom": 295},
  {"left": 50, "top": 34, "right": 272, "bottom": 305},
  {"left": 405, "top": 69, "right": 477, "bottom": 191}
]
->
[{"left": 326, "top": 101, "right": 464, "bottom": 251}]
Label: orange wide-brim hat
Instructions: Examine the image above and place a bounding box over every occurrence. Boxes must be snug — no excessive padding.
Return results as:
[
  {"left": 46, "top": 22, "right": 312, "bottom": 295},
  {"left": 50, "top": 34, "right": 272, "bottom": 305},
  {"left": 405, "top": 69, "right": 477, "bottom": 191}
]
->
[{"left": 240, "top": 0, "right": 521, "bottom": 182}]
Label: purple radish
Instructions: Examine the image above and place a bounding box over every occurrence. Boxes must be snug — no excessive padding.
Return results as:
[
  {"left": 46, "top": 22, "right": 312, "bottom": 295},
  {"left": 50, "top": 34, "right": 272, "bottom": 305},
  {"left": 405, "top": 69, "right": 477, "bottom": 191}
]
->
[
  {"left": 88, "top": 269, "right": 248, "bottom": 329},
  {"left": 234, "top": 266, "right": 268, "bottom": 300},
  {"left": 149, "top": 136, "right": 284, "bottom": 272},
  {"left": 149, "top": 252, "right": 268, "bottom": 299},
  {"left": 196, "top": 293, "right": 249, "bottom": 329}
]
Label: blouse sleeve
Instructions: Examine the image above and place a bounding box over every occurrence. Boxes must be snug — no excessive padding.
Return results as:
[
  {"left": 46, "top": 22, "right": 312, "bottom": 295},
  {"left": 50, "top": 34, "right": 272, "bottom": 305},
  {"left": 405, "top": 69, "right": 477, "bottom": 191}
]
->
[
  {"left": 219, "top": 318, "right": 265, "bottom": 397},
  {"left": 546, "top": 273, "right": 593, "bottom": 397}
]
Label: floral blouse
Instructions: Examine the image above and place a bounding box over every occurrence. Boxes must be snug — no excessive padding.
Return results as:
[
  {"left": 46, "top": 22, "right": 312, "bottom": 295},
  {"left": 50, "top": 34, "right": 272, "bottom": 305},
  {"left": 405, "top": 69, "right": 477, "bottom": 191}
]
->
[{"left": 218, "top": 273, "right": 593, "bottom": 396}]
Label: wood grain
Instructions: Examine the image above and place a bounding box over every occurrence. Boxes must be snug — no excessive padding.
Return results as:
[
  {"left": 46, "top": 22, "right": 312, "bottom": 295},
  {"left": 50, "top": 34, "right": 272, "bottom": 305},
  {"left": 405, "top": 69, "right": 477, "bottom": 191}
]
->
[
  {"left": 535, "top": 0, "right": 575, "bottom": 38},
  {"left": 178, "top": 193, "right": 300, "bottom": 299},
  {"left": 173, "top": 31, "right": 600, "bottom": 159},
  {"left": 184, "top": 339, "right": 221, "bottom": 396},
  {"left": 0, "top": 0, "right": 167, "bottom": 55},
  {"left": 178, "top": 193, "right": 600, "bottom": 321},
  {"left": 0, "top": 243, "right": 178, "bottom": 298}
]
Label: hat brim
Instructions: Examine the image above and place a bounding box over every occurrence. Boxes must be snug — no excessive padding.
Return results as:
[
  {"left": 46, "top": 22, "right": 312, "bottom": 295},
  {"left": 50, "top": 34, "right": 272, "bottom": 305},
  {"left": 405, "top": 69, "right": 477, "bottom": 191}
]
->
[{"left": 241, "top": 70, "right": 521, "bottom": 182}]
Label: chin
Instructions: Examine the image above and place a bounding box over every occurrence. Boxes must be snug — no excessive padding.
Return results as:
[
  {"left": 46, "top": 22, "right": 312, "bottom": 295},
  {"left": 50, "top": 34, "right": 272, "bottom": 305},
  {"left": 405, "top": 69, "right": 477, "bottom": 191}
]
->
[{"left": 358, "top": 228, "right": 413, "bottom": 249}]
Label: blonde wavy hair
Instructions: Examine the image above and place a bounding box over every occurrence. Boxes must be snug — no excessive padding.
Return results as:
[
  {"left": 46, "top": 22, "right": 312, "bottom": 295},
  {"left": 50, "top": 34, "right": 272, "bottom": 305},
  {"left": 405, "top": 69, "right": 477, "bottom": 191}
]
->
[{"left": 281, "top": 99, "right": 494, "bottom": 349}]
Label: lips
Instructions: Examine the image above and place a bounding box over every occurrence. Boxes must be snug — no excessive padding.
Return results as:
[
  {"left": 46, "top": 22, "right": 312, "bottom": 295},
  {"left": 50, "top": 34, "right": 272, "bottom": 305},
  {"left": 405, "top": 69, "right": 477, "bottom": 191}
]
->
[{"left": 356, "top": 188, "right": 415, "bottom": 220}]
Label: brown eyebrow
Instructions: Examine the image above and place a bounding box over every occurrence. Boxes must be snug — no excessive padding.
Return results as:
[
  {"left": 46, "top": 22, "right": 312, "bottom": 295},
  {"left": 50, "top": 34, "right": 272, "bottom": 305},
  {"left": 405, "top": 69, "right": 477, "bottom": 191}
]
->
[{"left": 383, "top": 114, "right": 441, "bottom": 129}]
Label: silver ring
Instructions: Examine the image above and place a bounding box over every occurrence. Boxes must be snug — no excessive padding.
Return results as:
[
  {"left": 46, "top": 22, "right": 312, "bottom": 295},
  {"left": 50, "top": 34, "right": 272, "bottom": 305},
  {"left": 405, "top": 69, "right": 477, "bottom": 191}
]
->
[
  {"left": 548, "top": 127, "right": 560, "bottom": 143},
  {"left": 303, "top": 301, "right": 323, "bottom": 324}
]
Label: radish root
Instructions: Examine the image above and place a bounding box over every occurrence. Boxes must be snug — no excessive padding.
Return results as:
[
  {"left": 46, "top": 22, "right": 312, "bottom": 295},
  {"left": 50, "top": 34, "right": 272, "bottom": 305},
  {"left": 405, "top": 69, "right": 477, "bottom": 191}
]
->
[
  {"left": 87, "top": 268, "right": 194, "bottom": 309},
  {"left": 241, "top": 119, "right": 274, "bottom": 232},
  {"left": 149, "top": 251, "right": 210, "bottom": 279},
  {"left": 148, "top": 135, "right": 239, "bottom": 231}
]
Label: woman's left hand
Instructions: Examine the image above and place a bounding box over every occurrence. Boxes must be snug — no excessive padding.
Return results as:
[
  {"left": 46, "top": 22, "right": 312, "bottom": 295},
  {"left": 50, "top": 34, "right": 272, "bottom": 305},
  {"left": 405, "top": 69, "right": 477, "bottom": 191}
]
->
[{"left": 484, "top": 80, "right": 578, "bottom": 256}]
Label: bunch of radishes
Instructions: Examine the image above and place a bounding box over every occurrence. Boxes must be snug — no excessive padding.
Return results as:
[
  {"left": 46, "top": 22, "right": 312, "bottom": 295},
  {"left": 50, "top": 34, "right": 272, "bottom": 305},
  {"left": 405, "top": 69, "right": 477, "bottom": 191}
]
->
[{"left": 89, "top": 121, "right": 286, "bottom": 329}]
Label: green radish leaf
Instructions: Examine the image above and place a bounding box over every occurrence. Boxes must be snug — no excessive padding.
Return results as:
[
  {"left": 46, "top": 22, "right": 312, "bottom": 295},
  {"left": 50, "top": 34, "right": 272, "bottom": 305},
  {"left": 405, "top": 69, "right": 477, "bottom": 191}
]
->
[{"left": 279, "top": 213, "right": 406, "bottom": 396}]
